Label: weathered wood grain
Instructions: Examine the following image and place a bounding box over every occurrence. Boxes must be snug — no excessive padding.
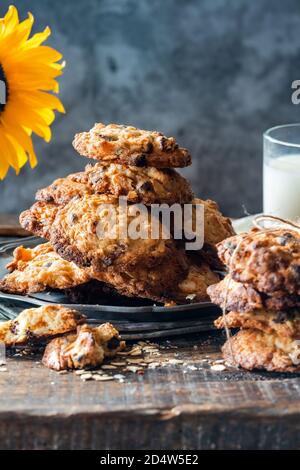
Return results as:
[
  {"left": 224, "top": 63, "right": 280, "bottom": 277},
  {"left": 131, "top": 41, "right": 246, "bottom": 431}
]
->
[
  {"left": 0, "top": 215, "right": 28, "bottom": 236},
  {"left": 0, "top": 332, "right": 299, "bottom": 450}
]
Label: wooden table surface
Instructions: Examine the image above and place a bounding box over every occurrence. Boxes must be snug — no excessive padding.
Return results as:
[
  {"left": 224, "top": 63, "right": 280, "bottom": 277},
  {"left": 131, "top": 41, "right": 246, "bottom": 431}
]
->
[
  {"left": 0, "top": 331, "right": 299, "bottom": 450},
  {"left": 0, "top": 227, "right": 299, "bottom": 450}
]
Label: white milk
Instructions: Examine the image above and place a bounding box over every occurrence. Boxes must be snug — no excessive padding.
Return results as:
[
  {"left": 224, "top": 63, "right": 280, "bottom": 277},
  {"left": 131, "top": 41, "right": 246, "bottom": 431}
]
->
[{"left": 263, "top": 154, "right": 300, "bottom": 219}]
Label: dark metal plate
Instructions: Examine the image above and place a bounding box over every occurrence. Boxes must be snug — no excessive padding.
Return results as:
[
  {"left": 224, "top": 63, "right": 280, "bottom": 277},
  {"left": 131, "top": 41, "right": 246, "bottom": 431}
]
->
[{"left": 0, "top": 237, "right": 221, "bottom": 325}]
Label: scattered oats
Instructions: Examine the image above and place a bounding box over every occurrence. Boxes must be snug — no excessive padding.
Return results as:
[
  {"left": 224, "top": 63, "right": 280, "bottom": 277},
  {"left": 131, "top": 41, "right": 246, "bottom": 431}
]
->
[
  {"left": 110, "top": 361, "right": 127, "bottom": 367},
  {"left": 0, "top": 367, "right": 7, "bottom": 372},
  {"left": 58, "top": 370, "right": 68, "bottom": 375},
  {"left": 129, "top": 348, "right": 142, "bottom": 356},
  {"left": 167, "top": 359, "right": 184, "bottom": 365},
  {"left": 113, "top": 374, "right": 125, "bottom": 380},
  {"left": 143, "top": 357, "right": 157, "bottom": 364},
  {"left": 80, "top": 373, "right": 93, "bottom": 381},
  {"left": 186, "top": 294, "right": 196, "bottom": 301},
  {"left": 93, "top": 375, "right": 114, "bottom": 381},
  {"left": 75, "top": 369, "right": 88, "bottom": 375},
  {"left": 50, "top": 381, "right": 55, "bottom": 385},
  {"left": 213, "top": 359, "right": 225, "bottom": 364},
  {"left": 126, "top": 358, "right": 145, "bottom": 365},
  {"left": 101, "top": 365, "right": 117, "bottom": 370},
  {"left": 116, "top": 351, "right": 129, "bottom": 356},
  {"left": 148, "top": 362, "right": 160, "bottom": 369},
  {"left": 146, "top": 351, "right": 161, "bottom": 356},
  {"left": 210, "top": 364, "right": 226, "bottom": 372},
  {"left": 193, "top": 345, "right": 198, "bottom": 350},
  {"left": 186, "top": 365, "right": 198, "bottom": 371},
  {"left": 126, "top": 366, "right": 143, "bottom": 373}
]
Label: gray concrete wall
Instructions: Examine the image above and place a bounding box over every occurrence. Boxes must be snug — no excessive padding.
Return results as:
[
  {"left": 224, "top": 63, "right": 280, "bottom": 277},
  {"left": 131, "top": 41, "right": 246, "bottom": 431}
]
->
[{"left": 1, "top": 0, "right": 300, "bottom": 216}]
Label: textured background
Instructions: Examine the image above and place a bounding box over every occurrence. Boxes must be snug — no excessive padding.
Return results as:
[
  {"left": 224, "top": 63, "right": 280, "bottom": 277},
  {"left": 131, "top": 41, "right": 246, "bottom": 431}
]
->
[{"left": 1, "top": 0, "right": 300, "bottom": 216}]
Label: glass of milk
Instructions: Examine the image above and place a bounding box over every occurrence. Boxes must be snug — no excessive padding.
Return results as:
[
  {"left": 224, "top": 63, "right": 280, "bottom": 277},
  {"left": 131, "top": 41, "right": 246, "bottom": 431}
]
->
[{"left": 264, "top": 124, "right": 300, "bottom": 220}]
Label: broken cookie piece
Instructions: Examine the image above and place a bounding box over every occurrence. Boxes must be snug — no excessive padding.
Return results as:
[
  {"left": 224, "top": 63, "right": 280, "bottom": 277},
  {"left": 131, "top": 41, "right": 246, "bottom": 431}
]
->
[
  {"left": 222, "top": 328, "right": 300, "bottom": 373},
  {"left": 0, "top": 243, "right": 91, "bottom": 294},
  {"left": 42, "top": 322, "right": 125, "bottom": 370},
  {"left": 0, "top": 305, "right": 85, "bottom": 347}
]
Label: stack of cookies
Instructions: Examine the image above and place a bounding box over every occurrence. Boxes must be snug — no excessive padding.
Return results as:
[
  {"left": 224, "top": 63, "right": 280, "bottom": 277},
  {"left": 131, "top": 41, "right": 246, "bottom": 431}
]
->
[
  {"left": 1, "top": 123, "right": 234, "bottom": 305},
  {"left": 208, "top": 228, "right": 300, "bottom": 373}
]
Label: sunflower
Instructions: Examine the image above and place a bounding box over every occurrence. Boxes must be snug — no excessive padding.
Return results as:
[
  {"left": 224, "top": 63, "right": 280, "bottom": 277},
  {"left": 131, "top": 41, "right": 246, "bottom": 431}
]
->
[{"left": 0, "top": 5, "right": 65, "bottom": 179}]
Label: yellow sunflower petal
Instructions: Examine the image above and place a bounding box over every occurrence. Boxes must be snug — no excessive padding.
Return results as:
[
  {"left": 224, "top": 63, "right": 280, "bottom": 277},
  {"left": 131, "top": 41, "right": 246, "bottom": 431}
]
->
[
  {"left": 13, "top": 45, "right": 63, "bottom": 63},
  {"left": 13, "top": 90, "right": 65, "bottom": 113},
  {"left": 5, "top": 133, "right": 29, "bottom": 170},
  {"left": 23, "top": 26, "right": 51, "bottom": 49},
  {"left": 1, "top": 114, "right": 37, "bottom": 167},
  {"left": 0, "top": 5, "right": 64, "bottom": 175},
  {"left": 6, "top": 101, "right": 52, "bottom": 141},
  {"left": 0, "top": 131, "right": 20, "bottom": 173},
  {"left": 3, "top": 5, "right": 19, "bottom": 36},
  {"left": 0, "top": 158, "right": 9, "bottom": 180}
]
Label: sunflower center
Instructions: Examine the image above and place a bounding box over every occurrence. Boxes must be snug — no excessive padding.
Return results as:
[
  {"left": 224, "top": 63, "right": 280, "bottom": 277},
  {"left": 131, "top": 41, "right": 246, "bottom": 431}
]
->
[{"left": 0, "top": 64, "right": 9, "bottom": 113}]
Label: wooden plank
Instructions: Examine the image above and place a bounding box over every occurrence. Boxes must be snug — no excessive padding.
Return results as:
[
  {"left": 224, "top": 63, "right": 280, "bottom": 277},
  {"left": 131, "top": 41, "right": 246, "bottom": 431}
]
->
[
  {"left": 0, "top": 214, "right": 29, "bottom": 237},
  {"left": 0, "top": 333, "right": 299, "bottom": 449}
]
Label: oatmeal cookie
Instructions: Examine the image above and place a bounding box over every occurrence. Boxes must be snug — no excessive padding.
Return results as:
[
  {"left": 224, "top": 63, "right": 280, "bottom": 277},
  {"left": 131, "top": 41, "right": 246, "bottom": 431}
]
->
[
  {"left": 82, "top": 162, "right": 194, "bottom": 205},
  {"left": 184, "top": 198, "right": 235, "bottom": 269},
  {"left": 91, "top": 245, "right": 189, "bottom": 304},
  {"left": 222, "top": 328, "right": 300, "bottom": 373},
  {"left": 36, "top": 172, "right": 91, "bottom": 205},
  {"left": 0, "top": 305, "right": 85, "bottom": 347},
  {"left": 217, "top": 228, "right": 300, "bottom": 295},
  {"left": 19, "top": 201, "right": 59, "bottom": 238},
  {"left": 0, "top": 243, "right": 91, "bottom": 294},
  {"left": 207, "top": 275, "right": 300, "bottom": 312},
  {"left": 42, "top": 322, "right": 125, "bottom": 370},
  {"left": 50, "top": 193, "right": 188, "bottom": 273},
  {"left": 215, "top": 309, "right": 300, "bottom": 339},
  {"left": 170, "top": 262, "right": 220, "bottom": 304},
  {"left": 72, "top": 123, "right": 191, "bottom": 168}
]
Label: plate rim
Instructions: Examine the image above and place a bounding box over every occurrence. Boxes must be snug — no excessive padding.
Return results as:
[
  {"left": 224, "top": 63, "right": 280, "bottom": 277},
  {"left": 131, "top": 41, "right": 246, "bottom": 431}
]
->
[{"left": 0, "top": 236, "right": 219, "bottom": 315}]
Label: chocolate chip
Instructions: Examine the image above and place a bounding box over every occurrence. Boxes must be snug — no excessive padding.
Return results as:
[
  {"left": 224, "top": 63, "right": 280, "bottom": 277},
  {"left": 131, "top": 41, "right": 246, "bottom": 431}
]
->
[
  {"left": 70, "top": 213, "right": 78, "bottom": 223},
  {"left": 25, "top": 329, "right": 35, "bottom": 340},
  {"left": 43, "top": 262, "right": 53, "bottom": 268},
  {"left": 107, "top": 337, "right": 120, "bottom": 350},
  {"left": 91, "top": 221, "right": 98, "bottom": 234},
  {"left": 277, "top": 235, "right": 292, "bottom": 246},
  {"left": 273, "top": 311, "right": 287, "bottom": 323},
  {"left": 292, "top": 264, "right": 300, "bottom": 280},
  {"left": 145, "top": 142, "right": 153, "bottom": 153},
  {"left": 139, "top": 181, "right": 153, "bottom": 192},
  {"left": 98, "top": 134, "right": 118, "bottom": 142},
  {"left": 131, "top": 154, "right": 147, "bottom": 167},
  {"left": 10, "top": 321, "right": 19, "bottom": 335},
  {"left": 159, "top": 136, "right": 174, "bottom": 152}
]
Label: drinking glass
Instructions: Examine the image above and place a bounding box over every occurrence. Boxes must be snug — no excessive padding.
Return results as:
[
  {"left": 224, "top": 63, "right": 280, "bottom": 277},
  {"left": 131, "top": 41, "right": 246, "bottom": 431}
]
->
[{"left": 263, "top": 123, "right": 300, "bottom": 220}]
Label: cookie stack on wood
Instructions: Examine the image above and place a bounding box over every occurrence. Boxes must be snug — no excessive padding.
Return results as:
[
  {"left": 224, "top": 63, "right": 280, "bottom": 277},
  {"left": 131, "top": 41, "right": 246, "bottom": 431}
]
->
[
  {"left": 1, "top": 123, "right": 234, "bottom": 305},
  {"left": 208, "top": 228, "right": 300, "bottom": 372}
]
